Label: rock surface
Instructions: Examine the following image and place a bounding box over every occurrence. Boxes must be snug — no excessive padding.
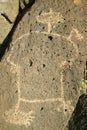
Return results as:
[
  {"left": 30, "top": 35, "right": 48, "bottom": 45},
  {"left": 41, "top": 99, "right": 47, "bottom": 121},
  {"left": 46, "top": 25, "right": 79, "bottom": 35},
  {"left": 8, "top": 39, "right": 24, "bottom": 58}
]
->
[
  {"left": 0, "top": 0, "right": 19, "bottom": 44},
  {"left": 67, "top": 94, "right": 87, "bottom": 130},
  {"left": 0, "top": 0, "right": 32, "bottom": 44},
  {"left": 0, "top": 0, "right": 87, "bottom": 130}
]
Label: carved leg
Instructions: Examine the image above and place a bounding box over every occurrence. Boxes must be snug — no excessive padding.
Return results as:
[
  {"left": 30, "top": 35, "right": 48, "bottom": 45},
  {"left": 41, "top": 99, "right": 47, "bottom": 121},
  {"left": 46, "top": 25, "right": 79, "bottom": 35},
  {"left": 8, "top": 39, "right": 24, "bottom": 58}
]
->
[{"left": 3, "top": 104, "right": 35, "bottom": 127}]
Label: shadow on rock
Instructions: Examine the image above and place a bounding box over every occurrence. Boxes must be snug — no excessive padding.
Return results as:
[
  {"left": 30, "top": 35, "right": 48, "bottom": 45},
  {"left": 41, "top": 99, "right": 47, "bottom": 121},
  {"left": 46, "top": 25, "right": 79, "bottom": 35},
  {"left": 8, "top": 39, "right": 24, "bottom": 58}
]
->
[
  {"left": 67, "top": 94, "right": 87, "bottom": 130},
  {"left": 0, "top": 0, "right": 35, "bottom": 61}
]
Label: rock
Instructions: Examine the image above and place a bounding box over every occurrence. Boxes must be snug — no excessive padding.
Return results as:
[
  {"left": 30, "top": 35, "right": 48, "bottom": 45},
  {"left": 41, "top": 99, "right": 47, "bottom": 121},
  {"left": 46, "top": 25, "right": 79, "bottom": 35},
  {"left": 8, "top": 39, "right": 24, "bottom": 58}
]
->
[
  {"left": 67, "top": 94, "right": 87, "bottom": 130},
  {"left": 19, "top": 0, "right": 30, "bottom": 9},
  {"left": 0, "top": 0, "right": 87, "bottom": 130},
  {"left": 0, "top": 0, "right": 33, "bottom": 45},
  {"left": 74, "top": 0, "right": 87, "bottom": 5},
  {"left": 0, "top": 0, "right": 19, "bottom": 44}
]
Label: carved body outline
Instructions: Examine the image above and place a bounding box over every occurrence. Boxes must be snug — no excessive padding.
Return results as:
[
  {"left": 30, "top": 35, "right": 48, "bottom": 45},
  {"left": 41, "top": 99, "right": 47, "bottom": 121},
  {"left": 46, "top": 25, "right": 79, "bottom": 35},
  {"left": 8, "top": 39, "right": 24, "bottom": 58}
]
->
[{"left": 2, "top": 9, "right": 83, "bottom": 128}]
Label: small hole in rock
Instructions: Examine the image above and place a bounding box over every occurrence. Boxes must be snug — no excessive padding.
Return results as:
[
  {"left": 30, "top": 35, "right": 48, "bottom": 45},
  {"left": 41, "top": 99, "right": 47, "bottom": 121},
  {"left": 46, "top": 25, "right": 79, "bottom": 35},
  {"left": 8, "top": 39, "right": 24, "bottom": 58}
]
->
[
  {"left": 64, "top": 25, "right": 67, "bottom": 28},
  {"left": 15, "top": 90, "right": 18, "bottom": 93},
  {"left": 40, "top": 107, "right": 44, "bottom": 111},
  {"left": 30, "top": 29, "right": 32, "bottom": 32},
  {"left": 57, "top": 54, "right": 60, "bottom": 56},
  {"left": 62, "top": 47, "right": 65, "bottom": 49},
  {"left": 42, "top": 26, "right": 45, "bottom": 29},
  {"left": 65, "top": 109, "right": 67, "bottom": 112},
  {"left": 68, "top": 60, "right": 70, "bottom": 63},
  {"left": 48, "top": 36, "right": 53, "bottom": 41},
  {"left": 37, "top": 68, "right": 39, "bottom": 72},
  {"left": 43, "top": 64, "right": 46, "bottom": 68},
  {"left": 53, "top": 78, "right": 55, "bottom": 81},
  {"left": 29, "top": 59, "right": 33, "bottom": 67}
]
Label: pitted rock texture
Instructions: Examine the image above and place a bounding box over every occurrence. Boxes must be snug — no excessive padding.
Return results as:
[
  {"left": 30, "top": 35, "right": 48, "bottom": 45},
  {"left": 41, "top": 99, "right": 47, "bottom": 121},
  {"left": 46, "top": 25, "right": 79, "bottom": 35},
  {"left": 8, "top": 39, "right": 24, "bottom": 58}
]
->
[
  {"left": 0, "top": 0, "right": 87, "bottom": 130},
  {"left": 0, "top": 0, "right": 19, "bottom": 44}
]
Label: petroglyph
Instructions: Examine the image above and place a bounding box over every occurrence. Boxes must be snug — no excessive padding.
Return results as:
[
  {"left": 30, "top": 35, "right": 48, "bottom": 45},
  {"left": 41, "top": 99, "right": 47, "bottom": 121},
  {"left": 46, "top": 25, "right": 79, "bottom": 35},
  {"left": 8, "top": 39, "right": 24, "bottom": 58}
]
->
[
  {"left": 3, "top": 9, "right": 83, "bottom": 128},
  {"left": 3, "top": 108, "right": 35, "bottom": 127},
  {"left": 74, "top": 0, "right": 82, "bottom": 5},
  {"left": 37, "top": 9, "right": 64, "bottom": 33}
]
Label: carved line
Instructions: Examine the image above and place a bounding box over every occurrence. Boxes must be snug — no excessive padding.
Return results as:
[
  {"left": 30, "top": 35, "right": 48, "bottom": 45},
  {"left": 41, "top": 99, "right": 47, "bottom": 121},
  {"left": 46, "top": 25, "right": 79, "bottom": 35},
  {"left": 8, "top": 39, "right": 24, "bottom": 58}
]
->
[
  {"left": 37, "top": 9, "right": 64, "bottom": 33},
  {"left": 3, "top": 27, "right": 83, "bottom": 127},
  {"left": 20, "top": 97, "right": 62, "bottom": 103}
]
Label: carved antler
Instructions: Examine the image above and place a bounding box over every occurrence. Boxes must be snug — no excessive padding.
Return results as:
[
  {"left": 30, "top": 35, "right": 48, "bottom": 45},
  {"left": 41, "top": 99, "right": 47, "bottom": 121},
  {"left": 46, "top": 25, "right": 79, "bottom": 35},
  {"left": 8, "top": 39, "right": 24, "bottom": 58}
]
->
[
  {"left": 37, "top": 9, "right": 64, "bottom": 33},
  {"left": 68, "top": 27, "right": 83, "bottom": 41}
]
